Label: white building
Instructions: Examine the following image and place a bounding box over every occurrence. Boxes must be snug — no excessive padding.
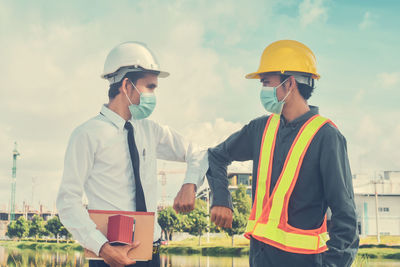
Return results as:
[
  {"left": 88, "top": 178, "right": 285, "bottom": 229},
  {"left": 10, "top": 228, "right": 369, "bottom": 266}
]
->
[{"left": 353, "top": 171, "right": 400, "bottom": 236}]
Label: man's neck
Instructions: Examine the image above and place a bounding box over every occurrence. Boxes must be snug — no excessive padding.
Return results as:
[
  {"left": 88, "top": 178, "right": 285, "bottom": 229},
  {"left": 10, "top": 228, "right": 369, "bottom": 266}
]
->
[
  {"left": 108, "top": 98, "right": 131, "bottom": 121},
  {"left": 282, "top": 100, "right": 310, "bottom": 123}
]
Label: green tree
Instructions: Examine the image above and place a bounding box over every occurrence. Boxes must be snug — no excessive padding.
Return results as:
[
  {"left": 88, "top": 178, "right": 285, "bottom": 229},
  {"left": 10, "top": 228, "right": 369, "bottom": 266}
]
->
[
  {"left": 6, "top": 216, "right": 29, "bottom": 240},
  {"left": 28, "top": 215, "right": 48, "bottom": 240},
  {"left": 60, "top": 225, "right": 72, "bottom": 241},
  {"left": 233, "top": 185, "right": 251, "bottom": 215},
  {"left": 185, "top": 199, "right": 208, "bottom": 246},
  {"left": 224, "top": 185, "right": 252, "bottom": 245},
  {"left": 45, "top": 216, "right": 63, "bottom": 242},
  {"left": 157, "top": 206, "right": 181, "bottom": 242}
]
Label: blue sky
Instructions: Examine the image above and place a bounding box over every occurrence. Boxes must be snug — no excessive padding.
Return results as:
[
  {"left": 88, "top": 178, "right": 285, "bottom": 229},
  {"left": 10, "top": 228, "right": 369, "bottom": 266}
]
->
[{"left": 0, "top": 0, "right": 399, "bottom": 210}]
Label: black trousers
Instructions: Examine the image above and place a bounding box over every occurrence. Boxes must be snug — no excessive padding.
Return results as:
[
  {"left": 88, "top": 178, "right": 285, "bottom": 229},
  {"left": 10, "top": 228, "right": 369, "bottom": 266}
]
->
[
  {"left": 89, "top": 251, "right": 160, "bottom": 267},
  {"left": 249, "top": 237, "right": 323, "bottom": 267}
]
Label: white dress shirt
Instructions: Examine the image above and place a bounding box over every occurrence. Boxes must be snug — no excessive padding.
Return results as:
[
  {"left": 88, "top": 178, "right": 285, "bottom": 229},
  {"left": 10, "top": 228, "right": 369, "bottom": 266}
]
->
[{"left": 56, "top": 105, "right": 208, "bottom": 255}]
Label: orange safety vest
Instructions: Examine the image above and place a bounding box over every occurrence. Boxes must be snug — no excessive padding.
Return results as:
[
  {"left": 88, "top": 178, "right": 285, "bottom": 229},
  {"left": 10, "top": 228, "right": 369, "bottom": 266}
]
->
[{"left": 244, "top": 114, "right": 332, "bottom": 254}]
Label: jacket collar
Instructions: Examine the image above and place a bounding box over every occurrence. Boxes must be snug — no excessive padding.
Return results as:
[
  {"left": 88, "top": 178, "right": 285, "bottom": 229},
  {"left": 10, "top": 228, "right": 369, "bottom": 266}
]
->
[{"left": 280, "top": 105, "right": 319, "bottom": 127}]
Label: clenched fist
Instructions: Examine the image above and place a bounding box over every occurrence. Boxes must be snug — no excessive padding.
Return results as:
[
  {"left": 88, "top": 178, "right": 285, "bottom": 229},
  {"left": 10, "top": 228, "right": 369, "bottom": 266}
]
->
[
  {"left": 173, "top": 183, "right": 196, "bottom": 213},
  {"left": 210, "top": 206, "right": 233, "bottom": 228}
]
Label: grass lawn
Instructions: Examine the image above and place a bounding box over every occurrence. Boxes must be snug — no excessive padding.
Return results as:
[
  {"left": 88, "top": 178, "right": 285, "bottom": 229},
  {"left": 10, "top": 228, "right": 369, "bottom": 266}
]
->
[{"left": 360, "top": 235, "right": 400, "bottom": 246}]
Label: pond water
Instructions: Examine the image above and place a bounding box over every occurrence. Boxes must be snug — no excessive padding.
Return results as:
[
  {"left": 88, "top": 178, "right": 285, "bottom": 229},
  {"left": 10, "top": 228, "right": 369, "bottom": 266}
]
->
[
  {"left": 0, "top": 246, "right": 398, "bottom": 266},
  {"left": 0, "top": 245, "right": 85, "bottom": 266}
]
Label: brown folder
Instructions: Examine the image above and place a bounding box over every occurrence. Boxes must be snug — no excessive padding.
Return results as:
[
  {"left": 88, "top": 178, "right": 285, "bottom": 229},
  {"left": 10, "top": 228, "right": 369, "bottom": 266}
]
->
[{"left": 84, "top": 210, "right": 155, "bottom": 261}]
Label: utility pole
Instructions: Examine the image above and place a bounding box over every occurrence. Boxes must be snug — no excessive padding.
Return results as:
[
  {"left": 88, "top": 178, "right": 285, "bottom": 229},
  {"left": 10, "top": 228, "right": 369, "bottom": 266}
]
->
[
  {"left": 372, "top": 172, "right": 383, "bottom": 243},
  {"left": 32, "top": 177, "right": 37, "bottom": 210},
  {"left": 10, "top": 142, "right": 20, "bottom": 221},
  {"left": 374, "top": 181, "right": 380, "bottom": 243}
]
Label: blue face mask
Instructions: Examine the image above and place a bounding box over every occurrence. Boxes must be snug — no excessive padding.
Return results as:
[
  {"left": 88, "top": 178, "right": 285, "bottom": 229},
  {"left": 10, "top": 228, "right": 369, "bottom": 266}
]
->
[
  {"left": 260, "top": 79, "right": 290, "bottom": 115},
  {"left": 125, "top": 80, "right": 156, "bottom": 120}
]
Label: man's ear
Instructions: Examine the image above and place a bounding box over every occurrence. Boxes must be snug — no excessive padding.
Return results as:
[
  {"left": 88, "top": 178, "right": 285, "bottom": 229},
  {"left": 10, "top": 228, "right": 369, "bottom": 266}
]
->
[
  {"left": 120, "top": 78, "right": 129, "bottom": 95},
  {"left": 288, "top": 76, "right": 297, "bottom": 90}
]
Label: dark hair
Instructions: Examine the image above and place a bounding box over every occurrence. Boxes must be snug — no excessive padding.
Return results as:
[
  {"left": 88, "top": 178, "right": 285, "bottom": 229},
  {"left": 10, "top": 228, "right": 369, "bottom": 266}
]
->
[
  {"left": 108, "top": 71, "right": 149, "bottom": 99},
  {"left": 280, "top": 75, "right": 314, "bottom": 100}
]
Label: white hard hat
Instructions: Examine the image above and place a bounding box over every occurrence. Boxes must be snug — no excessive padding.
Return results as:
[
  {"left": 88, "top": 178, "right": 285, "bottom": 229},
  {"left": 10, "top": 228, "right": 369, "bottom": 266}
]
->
[{"left": 101, "top": 41, "right": 169, "bottom": 84}]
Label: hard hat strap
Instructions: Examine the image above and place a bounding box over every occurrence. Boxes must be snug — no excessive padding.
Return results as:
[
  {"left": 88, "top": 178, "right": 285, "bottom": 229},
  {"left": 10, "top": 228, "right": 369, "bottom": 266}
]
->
[{"left": 284, "top": 72, "right": 314, "bottom": 88}]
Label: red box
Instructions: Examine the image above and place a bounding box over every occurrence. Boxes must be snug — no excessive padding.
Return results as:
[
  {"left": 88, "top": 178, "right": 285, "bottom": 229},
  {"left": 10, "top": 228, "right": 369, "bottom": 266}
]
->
[{"left": 107, "top": 215, "right": 135, "bottom": 244}]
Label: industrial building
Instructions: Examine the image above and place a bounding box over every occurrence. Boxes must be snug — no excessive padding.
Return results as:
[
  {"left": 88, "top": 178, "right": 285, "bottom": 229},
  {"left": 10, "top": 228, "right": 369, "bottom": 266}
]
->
[
  {"left": 0, "top": 203, "right": 54, "bottom": 239},
  {"left": 353, "top": 171, "right": 400, "bottom": 236}
]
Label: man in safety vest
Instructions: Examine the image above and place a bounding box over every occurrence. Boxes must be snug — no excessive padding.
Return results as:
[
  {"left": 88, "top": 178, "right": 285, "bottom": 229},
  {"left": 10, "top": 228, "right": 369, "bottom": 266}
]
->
[{"left": 206, "top": 40, "right": 359, "bottom": 266}]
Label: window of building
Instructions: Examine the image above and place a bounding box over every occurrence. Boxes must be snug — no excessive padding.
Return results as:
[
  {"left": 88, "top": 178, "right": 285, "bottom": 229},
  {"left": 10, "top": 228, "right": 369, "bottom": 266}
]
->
[
  {"left": 238, "top": 174, "right": 250, "bottom": 186},
  {"left": 378, "top": 207, "right": 390, "bottom": 212}
]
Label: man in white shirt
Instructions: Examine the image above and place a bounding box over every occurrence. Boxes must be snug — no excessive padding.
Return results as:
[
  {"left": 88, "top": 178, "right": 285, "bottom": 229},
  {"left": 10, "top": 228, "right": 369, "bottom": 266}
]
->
[{"left": 56, "top": 42, "right": 208, "bottom": 267}]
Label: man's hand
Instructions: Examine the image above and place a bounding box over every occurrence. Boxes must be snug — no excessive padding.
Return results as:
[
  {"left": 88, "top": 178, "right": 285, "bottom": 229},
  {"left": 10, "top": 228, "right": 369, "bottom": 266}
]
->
[
  {"left": 173, "top": 183, "right": 196, "bottom": 213},
  {"left": 99, "top": 241, "right": 140, "bottom": 267},
  {"left": 210, "top": 206, "right": 233, "bottom": 228}
]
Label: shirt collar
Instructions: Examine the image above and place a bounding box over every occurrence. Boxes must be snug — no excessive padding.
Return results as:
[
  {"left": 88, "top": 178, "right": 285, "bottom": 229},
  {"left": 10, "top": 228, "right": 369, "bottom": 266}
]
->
[
  {"left": 281, "top": 105, "right": 319, "bottom": 127},
  {"left": 100, "top": 104, "right": 126, "bottom": 130}
]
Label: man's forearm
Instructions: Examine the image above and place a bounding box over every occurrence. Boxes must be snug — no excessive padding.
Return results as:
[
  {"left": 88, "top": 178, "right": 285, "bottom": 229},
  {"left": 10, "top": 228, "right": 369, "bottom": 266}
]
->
[{"left": 206, "top": 148, "right": 233, "bottom": 210}]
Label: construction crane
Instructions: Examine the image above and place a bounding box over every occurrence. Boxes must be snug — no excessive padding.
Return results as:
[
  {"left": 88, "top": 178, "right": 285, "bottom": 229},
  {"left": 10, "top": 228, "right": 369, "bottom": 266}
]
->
[
  {"left": 10, "top": 142, "right": 20, "bottom": 221},
  {"left": 157, "top": 169, "right": 185, "bottom": 209}
]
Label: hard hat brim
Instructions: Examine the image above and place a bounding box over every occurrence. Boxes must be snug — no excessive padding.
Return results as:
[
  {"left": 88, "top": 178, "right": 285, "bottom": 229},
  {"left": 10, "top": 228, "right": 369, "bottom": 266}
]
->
[
  {"left": 245, "top": 70, "right": 320, "bottom": 80},
  {"left": 101, "top": 66, "right": 170, "bottom": 81},
  {"left": 245, "top": 72, "right": 262, "bottom": 79},
  {"left": 158, "top": 70, "right": 170, "bottom": 78}
]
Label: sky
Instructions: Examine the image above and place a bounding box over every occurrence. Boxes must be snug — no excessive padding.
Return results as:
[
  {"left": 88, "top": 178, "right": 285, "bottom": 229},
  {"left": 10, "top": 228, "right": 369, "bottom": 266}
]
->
[{"left": 0, "top": 0, "right": 399, "bottom": 211}]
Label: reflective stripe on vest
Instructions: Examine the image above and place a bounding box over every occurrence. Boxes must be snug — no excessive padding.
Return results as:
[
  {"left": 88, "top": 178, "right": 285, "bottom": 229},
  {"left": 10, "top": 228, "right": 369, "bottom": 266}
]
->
[
  {"left": 244, "top": 114, "right": 280, "bottom": 235},
  {"left": 245, "top": 114, "right": 331, "bottom": 254}
]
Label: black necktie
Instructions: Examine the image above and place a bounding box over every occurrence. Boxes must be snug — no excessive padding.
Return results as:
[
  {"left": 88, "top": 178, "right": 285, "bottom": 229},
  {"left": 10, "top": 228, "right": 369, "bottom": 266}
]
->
[{"left": 124, "top": 121, "right": 147, "bottom": 212}]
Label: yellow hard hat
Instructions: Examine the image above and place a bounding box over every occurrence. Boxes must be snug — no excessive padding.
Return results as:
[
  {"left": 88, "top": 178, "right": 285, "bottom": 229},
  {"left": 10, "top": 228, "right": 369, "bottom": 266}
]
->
[{"left": 245, "top": 40, "right": 320, "bottom": 80}]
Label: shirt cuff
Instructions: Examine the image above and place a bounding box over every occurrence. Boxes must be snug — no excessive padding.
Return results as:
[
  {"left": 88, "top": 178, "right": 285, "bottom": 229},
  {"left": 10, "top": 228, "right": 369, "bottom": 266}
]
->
[
  {"left": 85, "top": 229, "right": 108, "bottom": 256},
  {"left": 183, "top": 174, "right": 204, "bottom": 190},
  {"left": 211, "top": 190, "right": 233, "bottom": 211}
]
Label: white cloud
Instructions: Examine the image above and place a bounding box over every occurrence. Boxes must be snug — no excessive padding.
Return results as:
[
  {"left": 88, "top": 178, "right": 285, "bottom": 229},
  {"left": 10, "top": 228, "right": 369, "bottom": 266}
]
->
[
  {"left": 359, "top": 11, "right": 373, "bottom": 30},
  {"left": 153, "top": 21, "right": 224, "bottom": 128},
  {"left": 298, "top": 0, "right": 328, "bottom": 27},
  {"left": 354, "top": 89, "right": 365, "bottom": 103},
  {"left": 377, "top": 72, "right": 400, "bottom": 88},
  {"left": 347, "top": 113, "right": 400, "bottom": 173},
  {"left": 182, "top": 118, "right": 243, "bottom": 148}
]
